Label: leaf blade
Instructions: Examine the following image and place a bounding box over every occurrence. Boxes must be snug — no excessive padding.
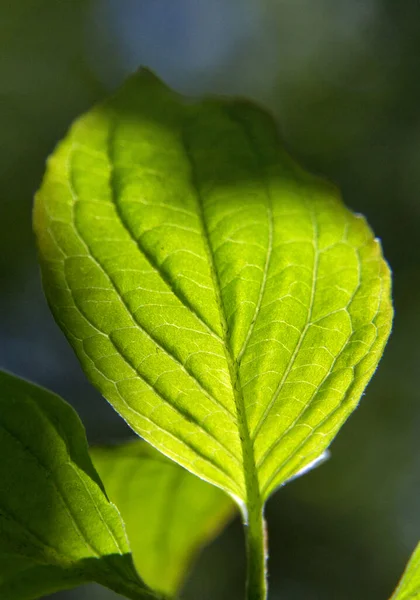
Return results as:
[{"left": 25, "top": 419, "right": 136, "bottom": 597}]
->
[
  {"left": 0, "top": 370, "right": 158, "bottom": 600},
  {"left": 34, "top": 70, "right": 393, "bottom": 507},
  {"left": 91, "top": 440, "right": 235, "bottom": 596}
]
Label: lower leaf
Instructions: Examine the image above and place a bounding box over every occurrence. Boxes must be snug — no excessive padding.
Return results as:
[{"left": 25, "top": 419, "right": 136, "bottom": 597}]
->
[
  {"left": 92, "top": 440, "right": 235, "bottom": 597},
  {"left": 0, "top": 370, "right": 161, "bottom": 600}
]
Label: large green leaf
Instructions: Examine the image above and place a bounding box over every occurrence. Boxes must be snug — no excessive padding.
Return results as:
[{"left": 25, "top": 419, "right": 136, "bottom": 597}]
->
[
  {"left": 34, "top": 69, "right": 393, "bottom": 510},
  {"left": 0, "top": 370, "right": 160, "bottom": 600},
  {"left": 391, "top": 543, "right": 420, "bottom": 600},
  {"left": 92, "top": 441, "right": 235, "bottom": 596}
]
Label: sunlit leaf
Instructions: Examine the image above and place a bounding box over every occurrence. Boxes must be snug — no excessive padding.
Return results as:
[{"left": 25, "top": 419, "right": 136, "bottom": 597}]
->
[
  {"left": 391, "top": 543, "right": 420, "bottom": 600},
  {"left": 34, "top": 69, "right": 393, "bottom": 512},
  {"left": 0, "top": 370, "right": 160, "bottom": 600},
  {"left": 92, "top": 440, "right": 235, "bottom": 596}
]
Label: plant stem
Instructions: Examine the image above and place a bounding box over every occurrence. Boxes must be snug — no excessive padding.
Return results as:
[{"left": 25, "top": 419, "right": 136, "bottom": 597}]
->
[{"left": 245, "top": 499, "right": 268, "bottom": 600}]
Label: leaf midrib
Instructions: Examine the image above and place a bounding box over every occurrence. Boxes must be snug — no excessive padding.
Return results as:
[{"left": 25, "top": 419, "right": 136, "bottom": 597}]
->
[{"left": 180, "top": 119, "right": 262, "bottom": 514}]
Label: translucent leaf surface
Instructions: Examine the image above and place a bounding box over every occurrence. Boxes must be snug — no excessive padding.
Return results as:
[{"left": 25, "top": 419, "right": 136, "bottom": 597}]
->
[
  {"left": 391, "top": 543, "right": 420, "bottom": 600},
  {"left": 92, "top": 441, "right": 235, "bottom": 596},
  {"left": 0, "top": 370, "right": 160, "bottom": 600},
  {"left": 34, "top": 70, "right": 393, "bottom": 510}
]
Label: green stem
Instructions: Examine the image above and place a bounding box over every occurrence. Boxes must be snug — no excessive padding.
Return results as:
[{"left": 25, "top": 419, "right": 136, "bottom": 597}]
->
[{"left": 245, "top": 500, "right": 268, "bottom": 600}]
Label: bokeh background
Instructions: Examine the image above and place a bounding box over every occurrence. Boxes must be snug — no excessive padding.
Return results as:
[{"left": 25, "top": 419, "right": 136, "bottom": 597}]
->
[{"left": 1, "top": 1, "right": 419, "bottom": 598}]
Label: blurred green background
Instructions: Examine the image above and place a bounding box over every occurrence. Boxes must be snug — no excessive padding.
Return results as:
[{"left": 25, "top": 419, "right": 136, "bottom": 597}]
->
[{"left": 0, "top": 1, "right": 419, "bottom": 598}]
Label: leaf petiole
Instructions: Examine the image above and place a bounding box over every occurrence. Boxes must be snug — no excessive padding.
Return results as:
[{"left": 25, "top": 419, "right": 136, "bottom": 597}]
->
[{"left": 245, "top": 501, "right": 268, "bottom": 600}]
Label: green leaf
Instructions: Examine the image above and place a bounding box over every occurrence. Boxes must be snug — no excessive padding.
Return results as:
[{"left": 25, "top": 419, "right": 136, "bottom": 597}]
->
[
  {"left": 34, "top": 69, "right": 393, "bottom": 510},
  {"left": 91, "top": 440, "right": 235, "bottom": 597},
  {"left": 391, "top": 543, "right": 420, "bottom": 600},
  {"left": 0, "top": 370, "right": 160, "bottom": 600}
]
